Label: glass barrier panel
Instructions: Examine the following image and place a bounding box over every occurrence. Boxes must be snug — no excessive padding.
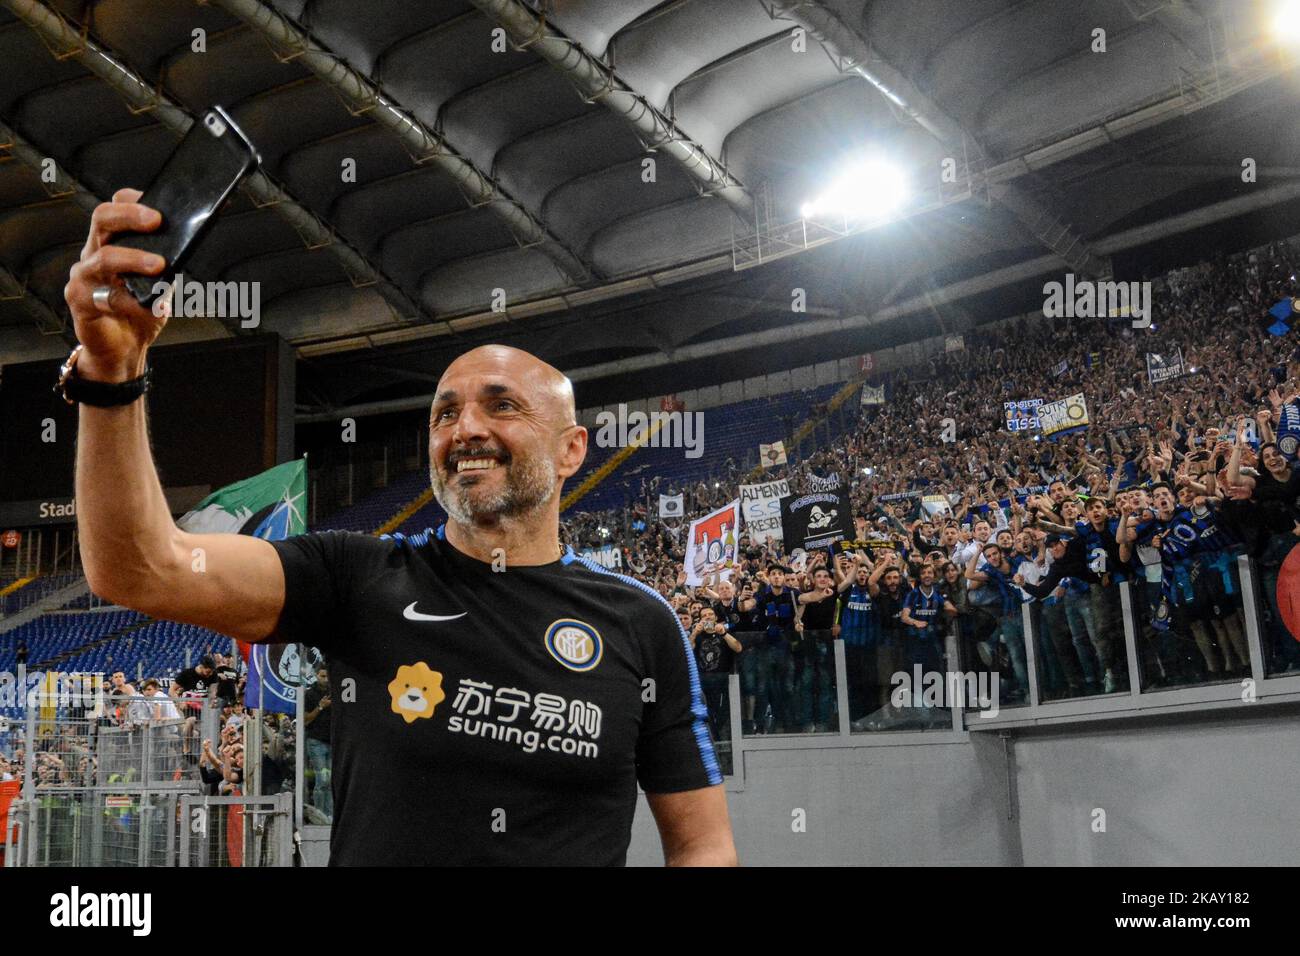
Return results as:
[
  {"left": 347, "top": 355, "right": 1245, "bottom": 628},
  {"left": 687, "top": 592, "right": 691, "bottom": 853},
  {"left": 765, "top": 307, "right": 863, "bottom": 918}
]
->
[
  {"left": 1133, "top": 547, "right": 1251, "bottom": 689},
  {"left": 299, "top": 649, "right": 332, "bottom": 824},
  {"left": 955, "top": 598, "right": 1030, "bottom": 712},
  {"left": 1251, "top": 532, "right": 1300, "bottom": 678},
  {"left": 738, "top": 627, "right": 837, "bottom": 737}
]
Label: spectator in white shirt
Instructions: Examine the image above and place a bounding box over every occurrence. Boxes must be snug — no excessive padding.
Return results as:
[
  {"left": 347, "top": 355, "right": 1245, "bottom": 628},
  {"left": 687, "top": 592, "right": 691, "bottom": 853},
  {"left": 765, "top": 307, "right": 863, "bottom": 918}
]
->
[{"left": 140, "top": 679, "right": 181, "bottom": 721}]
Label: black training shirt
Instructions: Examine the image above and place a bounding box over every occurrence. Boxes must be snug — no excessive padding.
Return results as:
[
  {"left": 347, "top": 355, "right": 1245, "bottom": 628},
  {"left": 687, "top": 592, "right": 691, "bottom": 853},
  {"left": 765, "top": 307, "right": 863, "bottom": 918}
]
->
[
  {"left": 270, "top": 525, "right": 721, "bottom": 866},
  {"left": 172, "top": 667, "right": 209, "bottom": 694}
]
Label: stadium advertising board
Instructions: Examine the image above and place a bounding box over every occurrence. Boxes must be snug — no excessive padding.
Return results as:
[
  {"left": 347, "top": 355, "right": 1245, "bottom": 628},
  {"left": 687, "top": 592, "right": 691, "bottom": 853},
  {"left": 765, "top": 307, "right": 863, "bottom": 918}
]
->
[{"left": 0, "top": 486, "right": 210, "bottom": 528}]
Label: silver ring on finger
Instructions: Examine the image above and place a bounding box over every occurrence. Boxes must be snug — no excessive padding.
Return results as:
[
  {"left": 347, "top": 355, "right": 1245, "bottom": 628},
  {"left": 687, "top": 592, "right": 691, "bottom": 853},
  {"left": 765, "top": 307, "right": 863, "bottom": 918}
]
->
[{"left": 91, "top": 285, "right": 113, "bottom": 309}]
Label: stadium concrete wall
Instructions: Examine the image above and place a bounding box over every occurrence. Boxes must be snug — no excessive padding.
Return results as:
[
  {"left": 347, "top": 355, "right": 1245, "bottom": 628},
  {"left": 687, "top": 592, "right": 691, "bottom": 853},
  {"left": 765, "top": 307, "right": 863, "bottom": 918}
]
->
[
  {"left": 627, "top": 707, "right": 1300, "bottom": 866},
  {"left": 627, "top": 735, "right": 1020, "bottom": 866},
  {"left": 1009, "top": 707, "right": 1300, "bottom": 866}
]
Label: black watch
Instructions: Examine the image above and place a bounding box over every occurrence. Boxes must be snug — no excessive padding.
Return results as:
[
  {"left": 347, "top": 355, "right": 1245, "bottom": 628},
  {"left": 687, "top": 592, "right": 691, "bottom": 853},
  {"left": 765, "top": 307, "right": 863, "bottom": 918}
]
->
[{"left": 55, "top": 345, "right": 151, "bottom": 407}]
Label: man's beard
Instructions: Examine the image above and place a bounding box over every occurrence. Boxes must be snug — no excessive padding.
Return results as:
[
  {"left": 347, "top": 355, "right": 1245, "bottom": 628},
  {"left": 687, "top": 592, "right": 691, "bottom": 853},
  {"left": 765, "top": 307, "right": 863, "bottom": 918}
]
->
[{"left": 430, "top": 449, "right": 557, "bottom": 525}]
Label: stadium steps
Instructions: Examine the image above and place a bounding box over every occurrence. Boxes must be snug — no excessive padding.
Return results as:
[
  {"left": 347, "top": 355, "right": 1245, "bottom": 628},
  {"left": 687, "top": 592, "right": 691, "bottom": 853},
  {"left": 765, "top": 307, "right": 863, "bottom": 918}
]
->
[
  {"left": 30, "top": 615, "right": 156, "bottom": 671},
  {"left": 0, "top": 577, "right": 91, "bottom": 635},
  {"left": 376, "top": 487, "right": 433, "bottom": 536},
  {"left": 741, "top": 376, "right": 865, "bottom": 484},
  {"left": 0, "top": 577, "right": 33, "bottom": 599},
  {"left": 560, "top": 416, "right": 669, "bottom": 513}
]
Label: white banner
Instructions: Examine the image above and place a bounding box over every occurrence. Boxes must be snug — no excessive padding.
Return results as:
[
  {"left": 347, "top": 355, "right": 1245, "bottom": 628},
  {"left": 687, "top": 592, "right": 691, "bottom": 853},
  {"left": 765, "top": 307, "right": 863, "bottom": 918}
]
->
[
  {"left": 579, "top": 545, "right": 622, "bottom": 570},
  {"left": 945, "top": 334, "right": 965, "bottom": 353},
  {"left": 759, "top": 441, "right": 787, "bottom": 468},
  {"left": 685, "top": 500, "right": 741, "bottom": 586},
  {"left": 739, "top": 479, "right": 790, "bottom": 545},
  {"left": 860, "top": 383, "right": 886, "bottom": 405},
  {"left": 658, "top": 493, "right": 684, "bottom": 518},
  {"left": 921, "top": 494, "right": 955, "bottom": 519},
  {"left": 806, "top": 473, "right": 843, "bottom": 492}
]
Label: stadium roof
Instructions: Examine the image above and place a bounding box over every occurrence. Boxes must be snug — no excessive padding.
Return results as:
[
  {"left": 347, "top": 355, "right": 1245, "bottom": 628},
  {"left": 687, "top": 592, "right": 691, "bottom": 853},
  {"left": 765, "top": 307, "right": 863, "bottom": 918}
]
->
[{"left": 1, "top": 0, "right": 1298, "bottom": 412}]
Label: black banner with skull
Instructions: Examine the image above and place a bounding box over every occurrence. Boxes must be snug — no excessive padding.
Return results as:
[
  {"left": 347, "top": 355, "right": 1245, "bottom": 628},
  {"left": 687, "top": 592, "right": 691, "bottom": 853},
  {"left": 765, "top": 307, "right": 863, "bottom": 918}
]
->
[{"left": 780, "top": 482, "right": 851, "bottom": 552}]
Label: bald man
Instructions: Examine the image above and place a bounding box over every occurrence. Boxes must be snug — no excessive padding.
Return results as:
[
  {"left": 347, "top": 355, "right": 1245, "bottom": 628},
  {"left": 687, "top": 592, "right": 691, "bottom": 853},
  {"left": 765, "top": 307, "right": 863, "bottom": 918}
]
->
[{"left": 65, "top": 190, "right": 735, "bottom": 866}]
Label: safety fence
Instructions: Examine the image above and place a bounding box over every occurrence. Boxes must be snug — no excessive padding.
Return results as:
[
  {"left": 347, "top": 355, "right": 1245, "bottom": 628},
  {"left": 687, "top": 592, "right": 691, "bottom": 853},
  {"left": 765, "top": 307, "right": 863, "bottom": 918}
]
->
[
  {"left": 2, "top": 694, "right": 292, "bottom": 867},
  {"left": 703, "top": 541, "right": 1300, "bottom": 784}
]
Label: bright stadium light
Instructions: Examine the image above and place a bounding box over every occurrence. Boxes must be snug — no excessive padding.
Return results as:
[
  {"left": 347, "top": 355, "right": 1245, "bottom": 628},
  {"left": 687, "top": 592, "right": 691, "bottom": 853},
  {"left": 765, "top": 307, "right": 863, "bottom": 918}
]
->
[
  {"left": 800, "top": 157, "right": 909, "bottom": 222},
  {"left": 1273, "top": 0, "right": 1300, "bottom": 38}
]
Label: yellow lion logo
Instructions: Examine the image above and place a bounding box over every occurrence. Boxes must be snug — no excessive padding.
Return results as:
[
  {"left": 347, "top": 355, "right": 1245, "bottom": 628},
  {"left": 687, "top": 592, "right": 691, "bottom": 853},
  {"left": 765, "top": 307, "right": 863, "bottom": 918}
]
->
[{"left": 387, "top": 662, "right": 446, "bottom": 723}]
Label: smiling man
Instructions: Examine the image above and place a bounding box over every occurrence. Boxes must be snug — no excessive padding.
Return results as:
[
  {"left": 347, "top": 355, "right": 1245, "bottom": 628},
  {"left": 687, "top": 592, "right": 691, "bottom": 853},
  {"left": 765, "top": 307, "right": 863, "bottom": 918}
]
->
[{"left": 65, "top": 190, "right": 735, "bottom": 866}]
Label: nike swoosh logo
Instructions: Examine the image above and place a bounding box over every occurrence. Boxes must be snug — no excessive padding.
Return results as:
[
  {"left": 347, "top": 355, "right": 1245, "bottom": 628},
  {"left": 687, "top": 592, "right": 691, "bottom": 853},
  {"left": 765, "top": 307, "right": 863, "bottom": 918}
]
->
[{"left": 402, "top": 602, "right": 467, "bottom": 623}]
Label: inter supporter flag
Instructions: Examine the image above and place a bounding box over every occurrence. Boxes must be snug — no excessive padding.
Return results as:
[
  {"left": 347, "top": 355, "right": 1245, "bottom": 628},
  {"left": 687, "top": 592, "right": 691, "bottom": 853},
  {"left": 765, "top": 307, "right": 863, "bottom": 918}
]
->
[
  {"left": 177, "top": 459, "right": 308, "bottom": 714},
  {"left": 1266, "top": 298, "right": 1298, "bottom": 337},
  {"left": 760, "top": 440, "right": 788, "bottom": 467},
  {"left": 658, "top": 493, "right": 684, "bottom": 518}
]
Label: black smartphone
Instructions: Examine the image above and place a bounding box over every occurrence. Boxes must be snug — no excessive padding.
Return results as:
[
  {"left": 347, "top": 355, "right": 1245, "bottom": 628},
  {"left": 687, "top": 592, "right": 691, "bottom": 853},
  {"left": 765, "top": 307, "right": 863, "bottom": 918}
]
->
[{"left": 114, "top": 106, "right": 260, "bottom": 308}]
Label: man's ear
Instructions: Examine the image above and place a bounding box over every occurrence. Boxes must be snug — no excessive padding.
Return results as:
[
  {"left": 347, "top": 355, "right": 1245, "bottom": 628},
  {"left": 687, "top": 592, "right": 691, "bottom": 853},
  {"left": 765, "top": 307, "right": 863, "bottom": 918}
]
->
[{"left": 556, "top": 425, "right": 588, "bottom": 480}]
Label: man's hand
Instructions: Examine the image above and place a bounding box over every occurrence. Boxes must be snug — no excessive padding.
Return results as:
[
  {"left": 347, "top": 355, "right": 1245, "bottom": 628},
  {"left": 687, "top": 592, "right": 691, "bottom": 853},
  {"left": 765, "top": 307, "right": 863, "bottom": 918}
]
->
[
  {"left": 65, "top": 188, "right": 171, "bottom": 381},
  {"left": 70, "top": 190, "right": 288, "bottom": 643}
]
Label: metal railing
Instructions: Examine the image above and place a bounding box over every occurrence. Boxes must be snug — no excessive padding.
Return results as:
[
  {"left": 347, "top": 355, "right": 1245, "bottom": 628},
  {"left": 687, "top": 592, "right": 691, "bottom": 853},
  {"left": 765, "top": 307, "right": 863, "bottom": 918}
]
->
[
  {"left": 179, "top": 793, "right": 293, "bottom": 867},
  {"left": 2, "top": 688, "right": 294, "bottom": 867},
  {"left": 700, "top": 544, "right": 1300, "bottom": 791}
]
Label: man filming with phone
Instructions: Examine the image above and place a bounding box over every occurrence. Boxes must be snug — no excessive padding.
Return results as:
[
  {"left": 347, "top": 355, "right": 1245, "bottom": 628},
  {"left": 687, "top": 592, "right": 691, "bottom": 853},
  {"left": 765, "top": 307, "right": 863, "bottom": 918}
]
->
[{"left": 63, "top": 188, "right": 736, "bottom": 867}]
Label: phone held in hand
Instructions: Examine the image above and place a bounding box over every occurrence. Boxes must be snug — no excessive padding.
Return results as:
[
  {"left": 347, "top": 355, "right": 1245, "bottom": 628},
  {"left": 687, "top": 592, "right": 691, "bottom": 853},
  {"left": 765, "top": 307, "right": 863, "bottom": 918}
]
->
[{"left": 114, "top": 106, "right": 261, "bottom": 309}]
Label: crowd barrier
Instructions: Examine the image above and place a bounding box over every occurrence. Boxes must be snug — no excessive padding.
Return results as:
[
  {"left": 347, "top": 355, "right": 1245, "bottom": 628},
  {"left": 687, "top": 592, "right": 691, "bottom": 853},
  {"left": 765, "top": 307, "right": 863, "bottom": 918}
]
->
[
  {"left": 708, "top": 544, "right": 1300, "bottom": 774},
  {"left": 1, "top": 695, "right": 292, "bottom": 867}
]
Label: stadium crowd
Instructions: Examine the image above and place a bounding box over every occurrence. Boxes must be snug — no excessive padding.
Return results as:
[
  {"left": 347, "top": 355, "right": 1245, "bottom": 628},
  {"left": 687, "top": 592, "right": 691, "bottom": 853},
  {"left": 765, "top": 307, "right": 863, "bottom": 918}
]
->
[
  {"left": 565, "top": 238, "right": 1300, "bottom": 735},
  {"left": 0, "top": 652, "right": 305, "bottom": 801},
  {"left": 5, "top": 240, "right": 1300, "bottom": 795}
]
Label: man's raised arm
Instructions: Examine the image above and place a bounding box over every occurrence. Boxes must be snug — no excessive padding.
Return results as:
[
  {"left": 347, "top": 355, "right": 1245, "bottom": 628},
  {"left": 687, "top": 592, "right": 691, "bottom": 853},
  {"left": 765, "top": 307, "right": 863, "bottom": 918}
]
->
[{"left": 69, "top": 189, "right": 285, "bottom": 644}]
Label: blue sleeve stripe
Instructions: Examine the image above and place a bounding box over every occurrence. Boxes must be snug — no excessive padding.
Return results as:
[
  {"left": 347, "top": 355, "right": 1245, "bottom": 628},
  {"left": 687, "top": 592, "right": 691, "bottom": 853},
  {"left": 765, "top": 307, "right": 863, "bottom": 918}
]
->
[
  {"left": 570, "top": 556, "right": 723, "bottom": 786},
  {"left": 380, "top": 525, "right": 435, "bottom": 548}
]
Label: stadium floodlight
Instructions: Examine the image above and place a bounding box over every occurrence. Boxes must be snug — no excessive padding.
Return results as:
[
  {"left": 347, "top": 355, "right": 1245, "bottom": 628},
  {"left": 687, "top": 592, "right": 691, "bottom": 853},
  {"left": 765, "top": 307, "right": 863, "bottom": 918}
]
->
[
  {"left": 800, "top": 157, "right": 909, "bottom": 223},
  {"left": 1273, "top": 0, "right": 1300, "bottom": 39}
]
